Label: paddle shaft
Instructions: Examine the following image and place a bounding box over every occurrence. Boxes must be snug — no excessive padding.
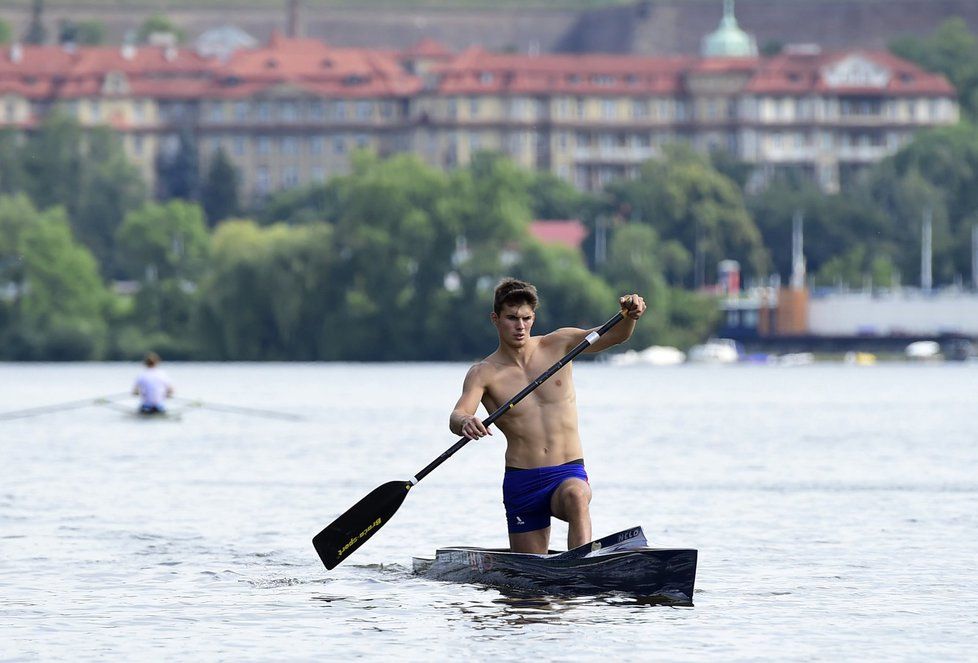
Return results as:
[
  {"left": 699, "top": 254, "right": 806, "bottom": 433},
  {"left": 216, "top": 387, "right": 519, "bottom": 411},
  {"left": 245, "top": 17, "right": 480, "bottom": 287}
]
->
[{"left": 411, "top": 311, "right": 625, "bottom": 485}]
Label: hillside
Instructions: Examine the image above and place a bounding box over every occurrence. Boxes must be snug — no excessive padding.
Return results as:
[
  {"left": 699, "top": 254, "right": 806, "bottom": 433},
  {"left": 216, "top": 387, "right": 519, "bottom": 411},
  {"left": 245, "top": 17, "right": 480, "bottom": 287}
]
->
[{"left": 1, "top": 0, "right": 976, "bottom": 54}]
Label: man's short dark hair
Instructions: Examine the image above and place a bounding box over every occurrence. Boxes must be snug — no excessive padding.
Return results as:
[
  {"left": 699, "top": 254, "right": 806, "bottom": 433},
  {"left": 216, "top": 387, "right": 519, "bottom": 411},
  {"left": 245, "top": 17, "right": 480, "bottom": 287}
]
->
[
  {"left": 144, "top": 351, "right": 161, "bottom": 367},
  {"left": 493, "top": 278, "right": 538, "bottom": 315}
]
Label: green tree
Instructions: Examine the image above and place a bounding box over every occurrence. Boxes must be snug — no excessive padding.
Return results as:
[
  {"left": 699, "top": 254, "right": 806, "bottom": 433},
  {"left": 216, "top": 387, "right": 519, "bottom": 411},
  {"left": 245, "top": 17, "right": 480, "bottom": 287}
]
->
[
  {"left": 526, "top": 169, "right": 593, "bottom": 220},
  {"left": 76, "top": 127, "right": 148, "bottom": 274},
  {"left": 0, "top": 195, "right": 108, "bottom": 359},
  {"left": 201, "top": 148, "right": 240, "bottom": 226},
  {"left": 747, "top": 177, "right": 889, "bottom": 283},
  {"left": 25, "top": 0, "right": 46, "bottom": 44},
  {"left": 604, "top": 145, "right": 770, "bottom": 287},
  {"left": 156, "top": 128, "right": 199, "bottom": 200},
  {"left": 196, "top": 220, "right": 336, "bottom": 359},
  {"left": 0, "top": 18, "right": 12, "bottom": 45},
  {"left": 114, "top": 201, "right": 210, "bottom": 357},
  {"left": 0, "top": 130, "right": 25, "bottom": 195},
  {"left": 889, "top": 18, "right": 978, "bottom": 117},
  {"left": 58, "top": 19, "right": 105, "bottom": 45},
  {"left": 137, "top": 14, "right": 185, "bottom": 44},
  {"left": 116, "top": 200, "right": 209, "bottom": 281},
  {"left": 860, "top": 126, "right": 978, "bottom": 285},
  {"left": 19, "top": 116, "right": 147, "bottom": 272}
]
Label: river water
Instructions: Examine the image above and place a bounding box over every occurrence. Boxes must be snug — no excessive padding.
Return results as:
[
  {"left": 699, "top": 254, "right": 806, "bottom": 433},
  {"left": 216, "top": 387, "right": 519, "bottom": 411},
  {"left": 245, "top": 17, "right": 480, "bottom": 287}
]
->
[{"left": 1, "top": 361, "right": 975, "bottom": 660}]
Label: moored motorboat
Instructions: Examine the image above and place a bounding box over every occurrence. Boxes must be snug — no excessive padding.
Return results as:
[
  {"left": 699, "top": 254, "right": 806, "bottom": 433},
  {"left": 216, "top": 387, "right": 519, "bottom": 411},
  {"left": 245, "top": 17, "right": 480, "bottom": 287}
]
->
[{"left": 412, "top": 526, "right": 697, "bottom": 601}]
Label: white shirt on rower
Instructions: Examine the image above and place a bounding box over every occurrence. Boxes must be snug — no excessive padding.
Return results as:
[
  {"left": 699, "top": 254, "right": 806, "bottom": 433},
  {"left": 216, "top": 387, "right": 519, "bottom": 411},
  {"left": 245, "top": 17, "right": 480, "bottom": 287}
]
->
[{"left": 134, "top": 367, "right": 173, "bottom": 408}]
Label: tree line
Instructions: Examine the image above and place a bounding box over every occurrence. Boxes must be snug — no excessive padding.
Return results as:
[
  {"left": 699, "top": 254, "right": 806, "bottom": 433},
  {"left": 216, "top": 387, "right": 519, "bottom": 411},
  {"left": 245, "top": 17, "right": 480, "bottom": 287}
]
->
[{"left": 2, "top": 21, "right": 978, "bottom": 360}]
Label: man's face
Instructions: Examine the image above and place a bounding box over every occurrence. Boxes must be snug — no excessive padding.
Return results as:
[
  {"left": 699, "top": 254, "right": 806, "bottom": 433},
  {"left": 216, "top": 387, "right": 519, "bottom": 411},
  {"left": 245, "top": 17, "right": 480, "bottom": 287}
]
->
[{"left": 492, "top": 303, "right": 535, "bottom": 347}]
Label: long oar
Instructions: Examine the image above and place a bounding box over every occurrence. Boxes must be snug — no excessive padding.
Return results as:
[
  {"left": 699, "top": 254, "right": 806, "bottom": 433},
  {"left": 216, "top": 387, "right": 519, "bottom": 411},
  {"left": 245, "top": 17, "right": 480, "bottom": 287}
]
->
[
  {"left": 171, "top": 397, "right": 303, "bottom": 421},
  {"left": 312, "top": 310, "right": 625, "bottom": 570},
  {"left": 0, "top": 392, "right": 132, "bottom": 421}
]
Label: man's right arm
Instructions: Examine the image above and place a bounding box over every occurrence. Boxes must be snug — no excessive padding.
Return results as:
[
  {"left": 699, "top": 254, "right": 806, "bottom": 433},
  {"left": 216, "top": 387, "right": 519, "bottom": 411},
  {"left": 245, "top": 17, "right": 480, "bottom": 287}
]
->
[{"left": 449, "top": 363, "right": 492, "bottom": 440}]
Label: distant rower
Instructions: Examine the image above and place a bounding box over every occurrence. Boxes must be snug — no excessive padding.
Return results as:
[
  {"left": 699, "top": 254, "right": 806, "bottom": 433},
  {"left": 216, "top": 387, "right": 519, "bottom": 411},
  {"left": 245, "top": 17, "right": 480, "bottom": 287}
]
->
[{"left": 133, "top": 352, "right": 174, "bottom": 415}]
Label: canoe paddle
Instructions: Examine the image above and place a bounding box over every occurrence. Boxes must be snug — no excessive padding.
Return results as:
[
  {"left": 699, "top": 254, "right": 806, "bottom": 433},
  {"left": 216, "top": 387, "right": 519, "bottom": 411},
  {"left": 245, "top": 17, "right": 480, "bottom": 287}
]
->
[{"left": 312, "top": 310, "right": 625, "bottom": 570}]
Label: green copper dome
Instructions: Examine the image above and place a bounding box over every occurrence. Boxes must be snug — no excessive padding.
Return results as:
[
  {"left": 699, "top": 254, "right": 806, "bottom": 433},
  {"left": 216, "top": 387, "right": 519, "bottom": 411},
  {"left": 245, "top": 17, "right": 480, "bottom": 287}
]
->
[{"left": 702, "top": 0, "right": 758, "bottom": 58}]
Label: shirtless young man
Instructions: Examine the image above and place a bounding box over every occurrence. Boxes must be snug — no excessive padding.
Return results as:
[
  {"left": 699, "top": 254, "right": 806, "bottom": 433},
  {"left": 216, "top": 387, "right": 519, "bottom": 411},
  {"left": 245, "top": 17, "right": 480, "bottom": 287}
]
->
[{"left": 449, "top": 278, "right": 646, "bottom": 554}]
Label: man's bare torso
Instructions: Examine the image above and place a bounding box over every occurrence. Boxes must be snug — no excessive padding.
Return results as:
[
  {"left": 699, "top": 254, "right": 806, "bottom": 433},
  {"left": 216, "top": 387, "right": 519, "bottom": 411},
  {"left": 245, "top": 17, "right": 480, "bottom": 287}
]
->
[{"left": 477, "top": 335, "right": 582, "bottom": 469}]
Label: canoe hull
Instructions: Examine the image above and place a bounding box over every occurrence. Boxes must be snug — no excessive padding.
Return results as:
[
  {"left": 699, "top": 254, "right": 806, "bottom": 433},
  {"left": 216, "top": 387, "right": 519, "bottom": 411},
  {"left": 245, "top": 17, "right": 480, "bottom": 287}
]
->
[{"left": 413, "top": 527, "right": 697, "bottom": 600}]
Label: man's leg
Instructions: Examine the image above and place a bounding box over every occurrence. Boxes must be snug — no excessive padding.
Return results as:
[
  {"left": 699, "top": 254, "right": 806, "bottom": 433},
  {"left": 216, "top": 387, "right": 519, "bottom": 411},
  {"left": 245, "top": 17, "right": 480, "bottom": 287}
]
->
[
  {"left": 550, "top": 478, "right": 592, "bottom": 549},
  {"left": 509, "top": 527, "right": 550, "bottom": 554}
]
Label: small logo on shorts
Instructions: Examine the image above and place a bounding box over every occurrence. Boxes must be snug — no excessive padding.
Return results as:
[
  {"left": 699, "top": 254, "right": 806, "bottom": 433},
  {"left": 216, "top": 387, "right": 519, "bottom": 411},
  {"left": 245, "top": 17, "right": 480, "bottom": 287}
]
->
[{"left": 515, "top": 516, "right": 524, "bottom": 525}]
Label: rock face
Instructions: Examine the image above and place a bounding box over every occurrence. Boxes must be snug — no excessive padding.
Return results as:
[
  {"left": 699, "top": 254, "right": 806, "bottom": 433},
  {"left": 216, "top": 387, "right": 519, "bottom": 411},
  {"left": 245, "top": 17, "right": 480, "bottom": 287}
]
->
[{"left": 2, "top": 1, "right": 978, "bottom": 55}]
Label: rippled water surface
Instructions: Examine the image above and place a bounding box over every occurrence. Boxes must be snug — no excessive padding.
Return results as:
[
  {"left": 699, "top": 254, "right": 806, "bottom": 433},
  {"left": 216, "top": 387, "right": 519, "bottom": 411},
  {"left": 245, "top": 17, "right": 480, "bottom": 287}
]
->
[{"left": 1, "top": 362, "right": 976, "bottom": 660}]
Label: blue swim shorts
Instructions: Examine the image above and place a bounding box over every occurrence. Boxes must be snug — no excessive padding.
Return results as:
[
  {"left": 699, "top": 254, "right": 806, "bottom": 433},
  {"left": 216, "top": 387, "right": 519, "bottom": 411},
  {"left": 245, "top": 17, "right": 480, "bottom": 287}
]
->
[{"left": 502, "top": 459, "right": 588, "bottom": 533}]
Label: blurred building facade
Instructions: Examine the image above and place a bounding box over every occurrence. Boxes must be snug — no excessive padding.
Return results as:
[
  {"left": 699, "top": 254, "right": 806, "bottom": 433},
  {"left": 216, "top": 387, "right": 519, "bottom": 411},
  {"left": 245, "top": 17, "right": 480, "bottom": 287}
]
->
[{"left": 0, "top": 6, "right": 958, "bottom": 200}]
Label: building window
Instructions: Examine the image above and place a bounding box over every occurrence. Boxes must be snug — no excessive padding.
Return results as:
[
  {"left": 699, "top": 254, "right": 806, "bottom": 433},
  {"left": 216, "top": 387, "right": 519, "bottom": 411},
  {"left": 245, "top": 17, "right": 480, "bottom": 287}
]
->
[
  {"left": 209, "top": 103, "right": 224, "bottom": 122},
  {"left": 446, "top": 99, "right": 457, "bottom": 120},
  {"left": 632, "top": 100, "right": 647, "bottom": 119},
  {"left": 469, "top": 97, "right": 480, "bottom": 118},
  {"left": 602, "top": 100, "right": 617, "bottom": 120},
  {"left": 258, "top": 102, "right": 272, "bottom": 122},
  {"left": 355, "top": 134, "right": 369, "bottom": 148},
  {"left": 357, "top": 101, "right": 372, "bottom": 120},
  {"left": 310, "top": 135, "right": 325, "bottom": 154},
  {"left": 282, "top": 166, "right": 299, "bottom": 188},
  {"left": 132, "top": 135, "right": 144, "bottom": 156},
  {"left": 255, "top": 166, "right": 271, "bottom": 195},
  {"left": 281, "top": 102, "right": 298, "bottom": 122},
  {"left": 335, "top": 101, "right": 347, "bottom": 120},
  {"left": 576, "top": 98, "right": 586, "bottom": 118},
  {"left": 334, "top": 135, "right": 346, "bottom": 154},
  {"left": 91, "top": 100, "right": 102, "bottom": 121},
  {"left": 509, "top": 98, "right": 525, "bottom": 119},
  {"left": 675, "top": 100, "right": 687, "bottom": 121},
  {"left": 233, "top": 135, "right": 246, "bottom": 156},
  {"left": 281, "top": 136, "right": 299, "bottom": 155},
  {"left": 257, "top": 136, "right": 271, "bottom": 155},
  {"left": 133, "top": 100, "right": 146, "bottom": 123},
  {"left": 234, "top": 102, "right": 249, "bottom": 122},
  {"left": 310, "top": 100, "right": 326, "bottom": 121}
]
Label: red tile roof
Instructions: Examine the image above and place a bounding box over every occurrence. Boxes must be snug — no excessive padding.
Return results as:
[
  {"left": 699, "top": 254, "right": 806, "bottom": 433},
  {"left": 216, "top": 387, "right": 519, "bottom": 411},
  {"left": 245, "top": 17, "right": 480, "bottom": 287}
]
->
[
  {"left": 530, "top": 220, "right": 588, "bottom": 249},
  {"left": 746, "top": 49, "right": 954, "bottom": 96},
  {"left": 436, "top": 48, "right": 692, "bottom": 95}
]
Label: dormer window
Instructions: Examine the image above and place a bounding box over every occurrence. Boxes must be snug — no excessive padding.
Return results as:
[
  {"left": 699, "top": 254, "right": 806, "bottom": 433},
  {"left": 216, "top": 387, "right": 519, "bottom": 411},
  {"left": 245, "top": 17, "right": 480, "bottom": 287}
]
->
[
  {"left": 320, "top": 58, "right": 333, "bottom": 69},
  {"left": 343, "top": 75, "right": 368, "bottom": 86},
  {"left": 479, "top": 72, "right": 493, "bottom": 85},
  {"left": 265, "top": 58, "right": 278, "bottom": 69}
]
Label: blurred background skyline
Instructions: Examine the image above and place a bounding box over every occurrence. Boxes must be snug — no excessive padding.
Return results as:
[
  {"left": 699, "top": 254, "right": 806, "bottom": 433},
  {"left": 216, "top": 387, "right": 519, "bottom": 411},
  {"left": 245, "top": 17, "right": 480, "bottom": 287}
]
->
[{"left": 1, "top": 1, "right": 977, "bottom": 361}]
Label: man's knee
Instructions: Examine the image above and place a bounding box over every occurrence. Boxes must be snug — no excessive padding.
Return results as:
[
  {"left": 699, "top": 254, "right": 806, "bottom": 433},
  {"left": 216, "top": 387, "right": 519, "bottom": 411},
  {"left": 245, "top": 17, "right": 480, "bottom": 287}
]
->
[{"left": 554, "top": 480, "right": 590, "bottom": 516}]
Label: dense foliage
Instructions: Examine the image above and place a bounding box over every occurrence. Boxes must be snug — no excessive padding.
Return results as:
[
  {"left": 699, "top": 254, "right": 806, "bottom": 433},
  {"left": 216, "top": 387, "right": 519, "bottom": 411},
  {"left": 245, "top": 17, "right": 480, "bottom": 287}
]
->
[{"left": 1, "top": 87, "right": 976, "bottom": 360}]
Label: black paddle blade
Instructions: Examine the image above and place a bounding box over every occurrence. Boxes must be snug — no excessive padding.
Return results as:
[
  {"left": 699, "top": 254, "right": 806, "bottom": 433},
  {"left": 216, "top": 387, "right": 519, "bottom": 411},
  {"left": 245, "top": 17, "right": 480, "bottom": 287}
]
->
[{"left": 312, "top": 480, "right": 411, "bottom": 570}]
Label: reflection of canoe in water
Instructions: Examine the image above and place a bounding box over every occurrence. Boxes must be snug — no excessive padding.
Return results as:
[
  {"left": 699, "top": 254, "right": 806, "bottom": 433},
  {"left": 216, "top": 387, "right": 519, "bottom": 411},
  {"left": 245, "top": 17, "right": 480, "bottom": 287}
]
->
[{"left": 412, "top": 526, "right": 697, "bottom": 601}]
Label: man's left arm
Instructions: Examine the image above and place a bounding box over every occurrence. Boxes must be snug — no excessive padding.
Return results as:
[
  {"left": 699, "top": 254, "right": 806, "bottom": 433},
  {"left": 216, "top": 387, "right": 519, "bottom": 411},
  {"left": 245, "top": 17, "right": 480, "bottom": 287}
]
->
[
  {"left": 585, "top": 293, "right": 645, "bottom": 353},
  {"left": 548, "top": 294, "right": 646, "bottom": 355}
]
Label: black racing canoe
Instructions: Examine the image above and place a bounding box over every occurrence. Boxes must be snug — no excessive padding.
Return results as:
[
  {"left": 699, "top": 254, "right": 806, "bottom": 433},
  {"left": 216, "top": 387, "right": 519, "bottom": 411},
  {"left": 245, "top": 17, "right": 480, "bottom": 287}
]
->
[{"left": 412, "top": 526, "right": 697, "bottom": 601}]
